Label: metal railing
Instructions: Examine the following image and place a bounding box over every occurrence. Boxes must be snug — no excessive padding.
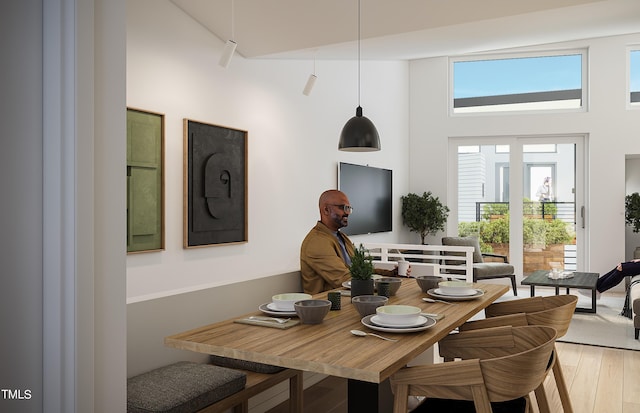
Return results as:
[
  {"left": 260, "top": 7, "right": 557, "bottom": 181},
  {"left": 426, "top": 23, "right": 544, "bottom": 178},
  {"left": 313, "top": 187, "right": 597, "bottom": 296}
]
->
[{"left": 475, "top": 201, "right": 575, "bottom": 225}]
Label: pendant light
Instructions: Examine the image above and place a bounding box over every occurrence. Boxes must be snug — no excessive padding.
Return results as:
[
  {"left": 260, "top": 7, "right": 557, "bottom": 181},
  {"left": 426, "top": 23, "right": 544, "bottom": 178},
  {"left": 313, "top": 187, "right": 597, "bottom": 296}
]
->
[
  {"left": 338, "top": 0, "right": 380, "bottom": 152},
  {"left": 219, "top": 0, "right": 237, "bottom": 68}
]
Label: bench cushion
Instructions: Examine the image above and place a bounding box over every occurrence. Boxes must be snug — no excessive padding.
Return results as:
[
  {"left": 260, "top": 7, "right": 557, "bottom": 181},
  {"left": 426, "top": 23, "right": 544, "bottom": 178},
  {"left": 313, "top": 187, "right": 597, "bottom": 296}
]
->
[
  {"left": 209, "top": 355, "right": 285, "bottom": 374},
  {"left": 127, "top": 361, "right": 246, "bottom": 413}
]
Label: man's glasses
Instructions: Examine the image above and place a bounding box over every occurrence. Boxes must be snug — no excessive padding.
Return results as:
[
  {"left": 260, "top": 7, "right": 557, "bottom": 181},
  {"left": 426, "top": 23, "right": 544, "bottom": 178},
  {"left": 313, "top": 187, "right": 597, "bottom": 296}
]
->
[{"left": 330, "top": 204, "right": 353, "bottom": 214}]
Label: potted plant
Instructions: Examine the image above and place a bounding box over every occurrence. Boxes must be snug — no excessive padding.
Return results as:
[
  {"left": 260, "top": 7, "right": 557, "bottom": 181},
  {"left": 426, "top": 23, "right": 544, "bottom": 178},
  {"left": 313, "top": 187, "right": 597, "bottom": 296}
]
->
[
  {"left": 401, "top": 191, "right": 450, "bottom": 244},
  {"left": 626, "top": 192, "right": 640, "bottom": 259},
  {"left": 349, "top": 244, "right": 375, "bottom": 299},
  {"left": 626, "top": 192, "right": 640, "bottom": 233}
]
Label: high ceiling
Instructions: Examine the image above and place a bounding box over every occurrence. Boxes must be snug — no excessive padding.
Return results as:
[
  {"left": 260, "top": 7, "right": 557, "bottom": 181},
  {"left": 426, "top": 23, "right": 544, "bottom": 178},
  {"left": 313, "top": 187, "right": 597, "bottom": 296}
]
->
[{"left": 170, "top": 0, "right": 640, "bottom": 60}]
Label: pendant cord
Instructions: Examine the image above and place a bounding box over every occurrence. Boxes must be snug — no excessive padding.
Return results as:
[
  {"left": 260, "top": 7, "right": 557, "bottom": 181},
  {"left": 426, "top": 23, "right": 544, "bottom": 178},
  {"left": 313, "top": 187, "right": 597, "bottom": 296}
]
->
[
  {"left": 357, "top": 0, "right": 361, "bottom": 107},
  {"left": 231, "top": 0, "right": 235, "bottom": 40}
]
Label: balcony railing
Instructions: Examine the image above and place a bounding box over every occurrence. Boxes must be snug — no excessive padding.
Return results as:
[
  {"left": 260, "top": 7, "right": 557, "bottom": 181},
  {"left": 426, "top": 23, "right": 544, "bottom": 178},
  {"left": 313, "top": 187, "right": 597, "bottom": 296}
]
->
[{"left": 475, "top": 201, "right": 575, "bottom": 225}]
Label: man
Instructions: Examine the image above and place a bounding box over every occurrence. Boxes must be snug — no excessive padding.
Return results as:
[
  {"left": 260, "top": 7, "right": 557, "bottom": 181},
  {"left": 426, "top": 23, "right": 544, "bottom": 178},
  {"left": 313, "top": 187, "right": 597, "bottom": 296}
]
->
[
  {"left": 536, "top": 177, "right": 553, "bottom": 202},
  {"left": 300, "top": 189, "right": 403, "bottom": 294}
]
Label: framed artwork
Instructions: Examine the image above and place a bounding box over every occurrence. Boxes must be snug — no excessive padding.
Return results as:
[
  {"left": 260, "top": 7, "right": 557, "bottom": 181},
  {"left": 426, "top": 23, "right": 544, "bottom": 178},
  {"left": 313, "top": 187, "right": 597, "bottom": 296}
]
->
[
  {"left": 126, "top": 108, "right": 165, "bottom": 253},
  {"left": 183, "top": 119, "right": 248, "bottom": 248}
]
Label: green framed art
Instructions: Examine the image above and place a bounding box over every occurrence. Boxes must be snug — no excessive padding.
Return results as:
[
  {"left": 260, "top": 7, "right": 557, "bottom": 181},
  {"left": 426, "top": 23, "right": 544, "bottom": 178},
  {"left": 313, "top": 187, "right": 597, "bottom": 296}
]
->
[{"left": 127, "top": 108, "right": 165, "bottom": 253}]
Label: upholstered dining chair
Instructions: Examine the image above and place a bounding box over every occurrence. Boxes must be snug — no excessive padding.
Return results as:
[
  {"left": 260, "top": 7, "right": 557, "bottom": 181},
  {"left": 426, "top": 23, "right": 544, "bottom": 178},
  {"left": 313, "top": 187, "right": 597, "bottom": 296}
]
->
[
  {"left": 459, "top": 294, "right": 578, "bottom": 413},
  {"left": 390, "top": 325, "right": 557, "bottom": 413},
  {"left": 441, "top": 237, "right": 517, "bottom": 295}
]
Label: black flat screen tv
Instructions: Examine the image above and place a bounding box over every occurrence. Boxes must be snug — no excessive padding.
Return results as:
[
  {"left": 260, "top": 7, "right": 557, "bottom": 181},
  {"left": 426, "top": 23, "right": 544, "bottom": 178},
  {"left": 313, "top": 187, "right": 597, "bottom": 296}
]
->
[{"left": 338, "top": 162, "right": 392, "bottom": 235}]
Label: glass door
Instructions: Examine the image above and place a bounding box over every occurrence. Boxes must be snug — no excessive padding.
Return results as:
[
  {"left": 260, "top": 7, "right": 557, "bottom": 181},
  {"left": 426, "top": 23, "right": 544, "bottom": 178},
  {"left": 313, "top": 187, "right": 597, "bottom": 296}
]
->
[
  {"left": 522, "top": 142, "right": 577, "bottom": 275},
  {"left": 450, "top": 136, "right": 586, "bottom": 278}
]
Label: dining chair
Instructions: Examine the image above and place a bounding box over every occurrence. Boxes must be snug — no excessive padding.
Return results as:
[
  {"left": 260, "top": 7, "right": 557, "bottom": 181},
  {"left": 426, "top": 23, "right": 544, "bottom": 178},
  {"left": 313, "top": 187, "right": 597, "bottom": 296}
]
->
[
  {"left": 459, "top": 294, "right": 578, "bottom": 413},
  {"left": 390, "top": 325, "right": 557, "bottom": 413},
  {"left": 441, "top": 237, "right": 518, "bottom": 295}
]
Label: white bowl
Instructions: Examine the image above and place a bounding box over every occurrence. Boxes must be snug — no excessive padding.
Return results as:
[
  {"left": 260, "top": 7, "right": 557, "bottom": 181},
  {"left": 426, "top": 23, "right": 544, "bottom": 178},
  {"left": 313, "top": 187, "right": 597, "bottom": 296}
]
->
[
  {"left": 272, "top": 293, "right": 312, "bottom": 311},
  {"left": 438, "top": 281, "right": 475, "bottom": 296},
  {"left": 375, "top": 305, "right": 422, "bottom": 326}
]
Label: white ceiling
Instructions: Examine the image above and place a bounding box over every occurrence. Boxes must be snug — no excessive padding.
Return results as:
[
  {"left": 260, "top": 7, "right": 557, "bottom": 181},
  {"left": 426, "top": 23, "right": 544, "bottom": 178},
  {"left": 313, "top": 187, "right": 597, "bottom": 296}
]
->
[{"left": 170, "top": 0, "right": 640, "bottom": 60}]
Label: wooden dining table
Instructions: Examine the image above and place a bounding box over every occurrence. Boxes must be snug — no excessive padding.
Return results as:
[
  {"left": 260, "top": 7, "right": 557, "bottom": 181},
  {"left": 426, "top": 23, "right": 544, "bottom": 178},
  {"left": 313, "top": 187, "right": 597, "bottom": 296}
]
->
[{"left": 165, "top": 280, "right": 509, "bottom": 412}]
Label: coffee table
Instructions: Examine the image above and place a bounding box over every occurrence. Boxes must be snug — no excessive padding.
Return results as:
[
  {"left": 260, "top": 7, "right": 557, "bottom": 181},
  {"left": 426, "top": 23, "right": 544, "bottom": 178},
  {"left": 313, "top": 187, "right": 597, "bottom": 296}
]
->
[{"left": 521, "top": 270, "right": 599, "bottom": 313}]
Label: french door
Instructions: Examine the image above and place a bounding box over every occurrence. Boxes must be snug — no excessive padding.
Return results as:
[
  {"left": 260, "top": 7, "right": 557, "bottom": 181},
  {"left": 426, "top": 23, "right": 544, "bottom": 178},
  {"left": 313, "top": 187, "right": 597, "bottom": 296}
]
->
[{"left": 448, "top": 135, "right": 587, "bottom": 278}]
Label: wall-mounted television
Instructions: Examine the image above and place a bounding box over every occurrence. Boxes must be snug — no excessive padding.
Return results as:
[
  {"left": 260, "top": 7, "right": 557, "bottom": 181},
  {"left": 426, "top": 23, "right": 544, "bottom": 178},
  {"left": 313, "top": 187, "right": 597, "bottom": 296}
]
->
[{"left": 338, "top": 162, "right": 392, "bottom": 235}]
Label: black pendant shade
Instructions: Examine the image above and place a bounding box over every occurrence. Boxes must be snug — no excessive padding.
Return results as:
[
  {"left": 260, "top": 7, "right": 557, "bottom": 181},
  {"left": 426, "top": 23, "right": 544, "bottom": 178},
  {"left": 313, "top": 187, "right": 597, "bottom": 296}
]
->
[
  {"left": 338, "top": 106, "right": 381, "bottom": 152},
  {"left": 338, "top": 0, "right": 380, "bottom": 152}
]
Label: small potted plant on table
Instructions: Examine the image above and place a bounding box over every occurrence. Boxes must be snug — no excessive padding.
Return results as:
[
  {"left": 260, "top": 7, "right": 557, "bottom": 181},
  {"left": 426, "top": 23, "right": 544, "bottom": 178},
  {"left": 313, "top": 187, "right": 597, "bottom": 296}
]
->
[{"left": 349, "top": 244, "right": 375, "bottom": 299}]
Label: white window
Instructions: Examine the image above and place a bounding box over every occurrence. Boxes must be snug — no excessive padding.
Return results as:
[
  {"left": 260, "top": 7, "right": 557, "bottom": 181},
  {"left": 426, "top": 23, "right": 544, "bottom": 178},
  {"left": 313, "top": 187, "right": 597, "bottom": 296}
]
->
[
  {"left": 451, "top": 51, "right": 587, "bottom": 115},
  {"left": 630, "top": 49, "right": 640, "bottom": 105}
]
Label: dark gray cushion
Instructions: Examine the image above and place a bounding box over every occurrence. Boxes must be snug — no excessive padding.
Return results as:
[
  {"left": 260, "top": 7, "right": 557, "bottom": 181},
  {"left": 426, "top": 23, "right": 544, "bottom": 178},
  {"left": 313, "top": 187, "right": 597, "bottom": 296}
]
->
[
  {"left": 474, "top": 263, "right": 515, "bottom": 278},
  {"left": 127, "top": 361, "right": 246, "bottom": 413},
  {"left": 442, "top": 237, "right": 484, "bottom": 263},
  {"left": 209, "top": 355, "right": 284, "bottom": 374}
]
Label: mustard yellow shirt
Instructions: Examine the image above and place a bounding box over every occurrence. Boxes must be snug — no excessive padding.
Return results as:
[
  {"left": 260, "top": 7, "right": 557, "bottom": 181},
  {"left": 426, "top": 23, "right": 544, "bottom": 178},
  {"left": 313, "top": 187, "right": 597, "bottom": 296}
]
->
[{"left": 300, "top": 222, "right": 355, "bottom": 294}]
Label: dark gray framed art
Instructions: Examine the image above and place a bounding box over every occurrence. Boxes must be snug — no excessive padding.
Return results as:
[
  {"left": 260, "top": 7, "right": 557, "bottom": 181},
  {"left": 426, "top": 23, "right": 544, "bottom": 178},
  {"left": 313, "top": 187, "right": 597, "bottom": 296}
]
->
[{"left": 183, "top": 119, "right": 248, "bottom": 248}]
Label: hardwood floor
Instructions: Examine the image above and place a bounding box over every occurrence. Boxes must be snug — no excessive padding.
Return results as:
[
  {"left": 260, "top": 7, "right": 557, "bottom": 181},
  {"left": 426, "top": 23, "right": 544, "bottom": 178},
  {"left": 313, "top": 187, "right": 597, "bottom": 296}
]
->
[{"left": 266, "top": 342, "right": 640, "bottom": 413}]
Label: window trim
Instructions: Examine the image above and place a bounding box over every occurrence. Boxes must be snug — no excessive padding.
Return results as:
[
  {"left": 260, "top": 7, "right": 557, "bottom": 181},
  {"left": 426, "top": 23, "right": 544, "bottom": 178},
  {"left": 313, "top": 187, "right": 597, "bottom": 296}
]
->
[
  {"left": 449, "top": 49, "right": 589, "bottom": 116},
  {"left": 628, "top": 46, "right": 640, "bottom": 109}
]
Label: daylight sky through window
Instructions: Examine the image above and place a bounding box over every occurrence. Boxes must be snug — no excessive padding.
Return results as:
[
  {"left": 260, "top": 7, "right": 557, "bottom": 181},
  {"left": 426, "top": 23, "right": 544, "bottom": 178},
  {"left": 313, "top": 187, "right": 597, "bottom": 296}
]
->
[{"left": 453, "top": 55, "right": 582, "bottom": 99}]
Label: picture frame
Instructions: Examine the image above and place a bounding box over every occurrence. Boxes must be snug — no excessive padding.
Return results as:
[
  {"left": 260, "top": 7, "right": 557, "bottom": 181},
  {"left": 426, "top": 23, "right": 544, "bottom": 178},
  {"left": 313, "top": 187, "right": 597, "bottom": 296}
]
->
[
  {"left": 183, "top": 119, "right": 248, "bottom": 248},
  {"left": 126, "top": 107, "right": 165, "bottom": 253}
]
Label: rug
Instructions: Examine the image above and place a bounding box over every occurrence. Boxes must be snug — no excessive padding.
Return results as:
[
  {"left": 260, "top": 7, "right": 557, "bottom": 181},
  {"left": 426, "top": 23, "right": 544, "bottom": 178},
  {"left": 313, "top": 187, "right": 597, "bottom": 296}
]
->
[
  {"left": 559, "top": 293, "right": 640, "bottom": 351},
  {"left": 487, "top": 287, "right": 640, "bottom": 351}
]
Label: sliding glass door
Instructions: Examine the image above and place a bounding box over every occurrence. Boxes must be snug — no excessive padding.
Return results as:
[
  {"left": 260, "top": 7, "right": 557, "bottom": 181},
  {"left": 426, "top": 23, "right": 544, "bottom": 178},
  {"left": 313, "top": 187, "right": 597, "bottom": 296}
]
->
[{"left": 450, "top": 136, "right": 586, "bottom": 278}]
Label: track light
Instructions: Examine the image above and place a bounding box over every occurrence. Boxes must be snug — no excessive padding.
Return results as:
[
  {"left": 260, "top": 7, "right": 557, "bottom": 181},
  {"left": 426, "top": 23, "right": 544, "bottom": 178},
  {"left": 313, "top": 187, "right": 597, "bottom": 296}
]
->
[
  {"left": 302, "top": 54, "right": 318, "bottom": 96},
  {"left": 302, "top": 74, "right": 317, "bottom": 96},
  {"left": 219, "top": 0, "right": 237, "bottom": 69},
  {"left": 219, "top": 40, "right": 237, "bottom": 68}
]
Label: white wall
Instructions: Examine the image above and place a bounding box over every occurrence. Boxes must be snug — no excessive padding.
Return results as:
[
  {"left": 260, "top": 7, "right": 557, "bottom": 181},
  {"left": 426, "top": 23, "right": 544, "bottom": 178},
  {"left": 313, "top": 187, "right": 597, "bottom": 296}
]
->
[
  {"left": 410, "top": 33, "right": 640, "bottom": 277},
  {"left": 126, "top": 0, "right": 410, "bottom": 302}
]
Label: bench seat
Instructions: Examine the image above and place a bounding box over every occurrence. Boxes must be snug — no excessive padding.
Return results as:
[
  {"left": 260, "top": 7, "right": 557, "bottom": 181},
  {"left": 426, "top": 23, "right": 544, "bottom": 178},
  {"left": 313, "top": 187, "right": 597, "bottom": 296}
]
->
[
  {"left": 127, "top": 361, "right": 303, "bottom": 413},
  {"left": 127, "top": 361, "right": 246, "bottom": 413}
]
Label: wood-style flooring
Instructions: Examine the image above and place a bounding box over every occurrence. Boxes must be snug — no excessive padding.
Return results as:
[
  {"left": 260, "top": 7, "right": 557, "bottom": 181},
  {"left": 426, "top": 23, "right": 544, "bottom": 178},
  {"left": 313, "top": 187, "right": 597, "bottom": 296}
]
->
[{"left": 266, "top": 341, "right": 640, "bottom": 413}]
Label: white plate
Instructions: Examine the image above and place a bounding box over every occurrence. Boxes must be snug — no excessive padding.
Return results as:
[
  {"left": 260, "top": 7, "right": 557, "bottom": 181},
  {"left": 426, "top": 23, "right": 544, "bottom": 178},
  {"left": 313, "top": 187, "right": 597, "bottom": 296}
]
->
[
  {"left": 427, "top": 288, "right": 485, "bottom": 301},
  {"left": 361, "top": 315, "right": 436, "bottom": 333},
  {"left": 434, "top": 287, "right": 477, "bottom": 296},
  {"left": 370, "top": 315, "right": 430, "bottom": 328},
  {"left": 259, "top": 303, "right": 297, "bottom": 316}
]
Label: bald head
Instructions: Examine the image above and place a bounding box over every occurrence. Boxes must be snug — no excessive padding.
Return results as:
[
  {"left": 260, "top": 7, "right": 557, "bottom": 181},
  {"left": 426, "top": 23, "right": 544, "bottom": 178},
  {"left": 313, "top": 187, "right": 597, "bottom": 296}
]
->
[{"left": 318, "top": 190, "right": 351, "bottom": 231}]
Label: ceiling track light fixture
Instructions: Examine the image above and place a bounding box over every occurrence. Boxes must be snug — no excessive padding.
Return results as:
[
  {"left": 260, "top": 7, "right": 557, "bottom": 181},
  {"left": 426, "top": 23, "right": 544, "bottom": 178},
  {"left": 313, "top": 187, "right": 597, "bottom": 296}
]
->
[
  {"left": 338, "top": 0, "right": 380, "bottom": 152},
  {"left": 219, "top": 0, "right": 237, "bottom": 68},
  {"left": 303, "top": 54, "right": 318, "bottom": 96}
]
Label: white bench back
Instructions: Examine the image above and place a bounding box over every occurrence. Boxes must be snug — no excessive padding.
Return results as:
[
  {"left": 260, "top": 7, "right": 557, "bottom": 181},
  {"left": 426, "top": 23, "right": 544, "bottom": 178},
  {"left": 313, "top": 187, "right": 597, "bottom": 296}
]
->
[{"left": 362, "top": 242, "right": 475, "bottom": 282}]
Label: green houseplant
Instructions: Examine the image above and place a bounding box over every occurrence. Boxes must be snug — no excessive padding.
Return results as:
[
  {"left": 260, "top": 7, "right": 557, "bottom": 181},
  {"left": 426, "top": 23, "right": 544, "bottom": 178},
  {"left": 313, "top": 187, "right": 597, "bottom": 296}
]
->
[
  {"left": 625, "top": 192, "right": 640, "bottom": 233},
  {"left": 401, "top": 192, "right": 450, "bottom": 244},
  {"left": 349, "top": 244, "right": 375, "bottom": 298}
]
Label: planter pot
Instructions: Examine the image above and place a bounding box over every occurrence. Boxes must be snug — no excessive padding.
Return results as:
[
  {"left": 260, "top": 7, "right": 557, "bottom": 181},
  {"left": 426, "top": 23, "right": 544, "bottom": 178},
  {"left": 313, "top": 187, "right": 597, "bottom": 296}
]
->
[{"left": 350, "top": 279, "right": 374, "bottom": 300}]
